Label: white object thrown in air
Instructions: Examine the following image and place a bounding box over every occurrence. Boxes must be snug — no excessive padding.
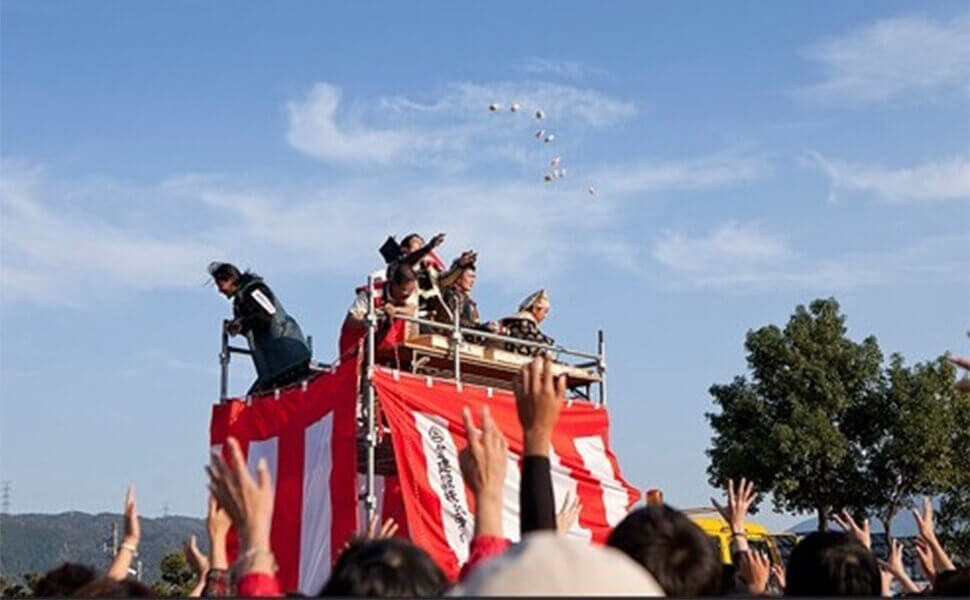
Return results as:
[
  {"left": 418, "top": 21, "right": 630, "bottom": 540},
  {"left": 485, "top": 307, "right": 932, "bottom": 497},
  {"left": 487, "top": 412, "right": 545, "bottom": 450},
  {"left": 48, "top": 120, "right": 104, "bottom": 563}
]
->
[
  {"left": 489, "top": 103, "right": 502, "bottom": 112},
  {"left": 544, "top": 133, "right": 555, "bottom": 143},
  {"left": 535, "top": 109, "right": 545, "bottom": 119},
  {"left": 535, "top": 129, "right": 546, "bottom": 139},
  {"left": 550, "top": 156, "right": 561, "bottom": 167},
  {"left": 555, "top": 168, "right": 566, "bottom": 178},
  {"left": 587, "top": 186, "right": 598, "bottom": 195},
  {"left": 510, "top": 103, "right": 521, "bottom": 112}
]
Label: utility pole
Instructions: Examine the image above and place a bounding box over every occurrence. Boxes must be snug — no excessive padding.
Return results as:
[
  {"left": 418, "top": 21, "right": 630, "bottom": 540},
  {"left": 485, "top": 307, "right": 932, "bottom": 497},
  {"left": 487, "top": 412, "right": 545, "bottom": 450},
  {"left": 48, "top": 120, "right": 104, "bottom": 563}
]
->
[{"left": 0, "top": 481, "right": 10, "bottom": 514}]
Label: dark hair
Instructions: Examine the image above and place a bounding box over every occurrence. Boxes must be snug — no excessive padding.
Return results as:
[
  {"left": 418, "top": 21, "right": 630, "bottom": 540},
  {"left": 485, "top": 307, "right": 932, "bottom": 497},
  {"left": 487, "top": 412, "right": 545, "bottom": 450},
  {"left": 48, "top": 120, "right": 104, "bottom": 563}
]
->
[
  {"left": 386, "top": 262, "right": 418, "bottom": 287},
  {"left": 318, "top": 538, "right": 449, "bottom": 597},
  {"left": 933, "top": 566, "right": 969, "bottom": 596},
  {"left": 72, "top": 577, "right": 155, "bottom": 597},
  {"left": 34, "top": 563, "right": 97, "bottom": 597},
  {"left": 606, "top": 504, "right": 721, "bottom": 596},
  {"left": 400, "top": 234, "right": 423, "bottom": 250},
  {"left": 208, "top": 262, "right": 241, "bottom": 283},
  {"left": 784, "top": 531, "right": 880, "bottom": 596}
]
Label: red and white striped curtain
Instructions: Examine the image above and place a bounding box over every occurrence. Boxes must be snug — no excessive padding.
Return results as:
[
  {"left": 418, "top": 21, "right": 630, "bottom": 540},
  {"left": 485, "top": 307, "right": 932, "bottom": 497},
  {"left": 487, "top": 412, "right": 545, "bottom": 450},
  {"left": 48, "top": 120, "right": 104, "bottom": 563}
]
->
[
  {"left": 209, "top": 362, "right": 358, "bottom": 594},
  {"left": 374, "top": 368, "right": 641, "bottom": 580}
]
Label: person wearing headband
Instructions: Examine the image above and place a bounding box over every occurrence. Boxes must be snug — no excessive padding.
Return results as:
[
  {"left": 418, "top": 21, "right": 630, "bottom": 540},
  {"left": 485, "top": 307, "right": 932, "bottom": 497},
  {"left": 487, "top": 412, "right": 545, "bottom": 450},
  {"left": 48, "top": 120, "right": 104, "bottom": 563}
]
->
[{"left": 208, "top": 262, "right": 311, "bottom": 394}]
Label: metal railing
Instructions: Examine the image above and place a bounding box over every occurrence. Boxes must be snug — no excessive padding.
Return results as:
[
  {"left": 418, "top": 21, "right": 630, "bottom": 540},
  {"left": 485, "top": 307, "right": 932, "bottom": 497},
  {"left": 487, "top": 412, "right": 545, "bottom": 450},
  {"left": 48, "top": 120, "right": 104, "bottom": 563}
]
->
[{"left": 218, "top": 319, "right": 313, "bottom": 402}]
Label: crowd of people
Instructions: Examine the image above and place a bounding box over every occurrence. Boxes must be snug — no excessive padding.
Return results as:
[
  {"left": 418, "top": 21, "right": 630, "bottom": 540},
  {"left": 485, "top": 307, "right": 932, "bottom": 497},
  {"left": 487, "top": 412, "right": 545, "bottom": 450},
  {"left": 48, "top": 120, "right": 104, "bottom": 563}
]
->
[
  {"left": 24, "top": 353, "right": 970, "bottom": 596},
  {"left": 211, "top": 232, "right": 556, "bottom": 394}
]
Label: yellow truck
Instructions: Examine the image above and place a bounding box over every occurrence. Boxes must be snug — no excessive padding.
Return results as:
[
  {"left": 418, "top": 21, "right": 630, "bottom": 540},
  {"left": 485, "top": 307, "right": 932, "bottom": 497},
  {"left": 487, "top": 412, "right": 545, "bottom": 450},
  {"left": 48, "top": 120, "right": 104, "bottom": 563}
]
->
[{"left": 684, "top": 508, "right": 784, "bottom": 565}]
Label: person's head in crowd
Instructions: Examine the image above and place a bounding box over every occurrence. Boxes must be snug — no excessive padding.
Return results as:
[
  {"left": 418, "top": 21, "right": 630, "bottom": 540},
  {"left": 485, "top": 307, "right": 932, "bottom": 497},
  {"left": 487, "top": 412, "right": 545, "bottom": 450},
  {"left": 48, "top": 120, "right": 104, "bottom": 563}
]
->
[
  {"left": 519, "top": 289, "right": 550, "bottom": 323},
  {"left": 318, "top": 537, "right": 449, "bottom": 597},
  {"left": 72, "top": 577, "right": 155, "bottom": 597},
  {"left": 933, "top": 566, "right": 969, "bottom": 597},
  {"left": 33, "top": 563, "right": 97, "bottom": 597},
  {"left": 456, "top": 263, "right": 476, "bottom": 294},
  {"left": 401, "top": 234, "right": 424, "bottom": 255},
  {"left": 385, "top": 262, "right": 418, "bottom": 306},
  {"left": 784, "top": 531, "right": 880, "bottom": 596},
  {"left": 208, "top": 262, "right": 242, "bottom": 298},
  {"left": 456, "top": 531, "right": 663, "bottom": 596},
  {"left": 606, "top": 504, "right": 721, "bottom": 597}
]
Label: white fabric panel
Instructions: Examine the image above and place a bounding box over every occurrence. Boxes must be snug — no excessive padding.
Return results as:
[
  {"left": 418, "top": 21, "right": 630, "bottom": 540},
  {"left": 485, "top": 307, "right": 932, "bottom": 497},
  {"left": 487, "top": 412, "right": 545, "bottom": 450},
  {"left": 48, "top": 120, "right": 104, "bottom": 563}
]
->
[
  {"left": 415, "top": 411, "right": 472, "bottom": 564},
  {"left": 574, "top": 435, "right": 629, "bottom": 527},
  {"left": 501, "top": 451, "right": 522, "bottom": 543},
  {"left": 549, "top": 447, "right": 593, "bottom": 542},
  {"left": 246, "top": 437, "right": 279, "bottom": 495},
  {"left": 299, "top": 414, "right": 334, "bottom": 595}
]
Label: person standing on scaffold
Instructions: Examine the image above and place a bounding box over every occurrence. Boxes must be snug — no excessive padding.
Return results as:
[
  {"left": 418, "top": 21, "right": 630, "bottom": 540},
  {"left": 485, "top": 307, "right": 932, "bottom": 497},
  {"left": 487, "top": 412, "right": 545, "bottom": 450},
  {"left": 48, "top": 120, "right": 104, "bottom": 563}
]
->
[{"left": 209, "top": 262, "right": 312, "bottom": 394}]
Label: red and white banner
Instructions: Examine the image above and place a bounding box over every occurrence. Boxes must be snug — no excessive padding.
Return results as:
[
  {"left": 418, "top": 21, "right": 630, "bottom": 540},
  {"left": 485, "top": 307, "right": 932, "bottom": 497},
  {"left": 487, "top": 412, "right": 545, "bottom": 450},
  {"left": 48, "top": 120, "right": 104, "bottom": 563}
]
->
[
  {"left": 209, "top": 362, "right": 358, "bottom": 594},
  {"left": 374, "top": 368, "right": 641, "bottom": 580}
]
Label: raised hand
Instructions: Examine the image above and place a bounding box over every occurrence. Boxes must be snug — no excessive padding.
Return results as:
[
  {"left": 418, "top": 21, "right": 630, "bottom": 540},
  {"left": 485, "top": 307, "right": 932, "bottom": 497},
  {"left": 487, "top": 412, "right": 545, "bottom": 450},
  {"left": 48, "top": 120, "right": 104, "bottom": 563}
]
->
[
  {"left": 913, "top": 537, "right": 936, "bottom": 582},
  {"left": 711, "top": 477, "right": 756, "bottom": 535},
  {"left": 107, "top": 485, "right": 140, "bottom": 581},
  {"left": 206, "top": 494, "right": 231, "bottom": 571},
  {"left": 556, "top": 492, "right": 582, "bottom": 535},
  {"left": 123, "top": 485, "right": 140, "bottom": 547},
  {"left": 770, "top": 563, "right": 786, "bottom": 593},
  {"left": 738, "top": 550, "right": 771, "bottom": 595},
  {"left": 459, "top": 405, "right": 508, "bottom": 539},
  {"left": 832, "top": 509, "right": 871, "bottom": 550},
  {"left": 879, "top": 538, "right": 920, "bottom": 594},
  {"left": 430, "top": 233, "right": 446, "bottom": 248},
  {"left": 513, "top": 355, "right": 565, "bottom": 456},
  {"left": 206, "top": 436, "right": 275, "bottom": 576},
  {"left": 184, "top": 534, "right": 210, "bottom": 576},
  {"left": 365, "top": 516, "right": 399, "bottom": 540},
  {"left": 912, "top": 496, "right": 955, "bottom": 572}
]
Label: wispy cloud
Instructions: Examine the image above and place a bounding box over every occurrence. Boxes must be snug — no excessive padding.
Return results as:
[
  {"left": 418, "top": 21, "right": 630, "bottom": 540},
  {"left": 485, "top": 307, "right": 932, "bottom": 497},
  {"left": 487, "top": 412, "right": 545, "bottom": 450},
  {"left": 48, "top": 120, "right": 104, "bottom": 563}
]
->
[
  {"left": 0, "top": 161, "right": 220, "bottom": 306},
  {"left": 796, "top": 12, "right": 970, "bottom": 104},
  {"left": 809, "top": 153, "right": 970, "bottom": 202},
  {"left": 286, "top": 79, "right": 636, "bottom": 166},
  {"left": 285, "top": 83, "right": 435, "bottom": 164},
  {"left": 516, "top": 57, "right": 607, "bottom": 80},
  {"left": 1, "top": 146, "right": 766, "bottom": 308},
  {"left": 591, "top": 153, "right": 767, "bottom": 196},
  {"left": 652, "top": 221, "right": 967, "bottom": 292}
]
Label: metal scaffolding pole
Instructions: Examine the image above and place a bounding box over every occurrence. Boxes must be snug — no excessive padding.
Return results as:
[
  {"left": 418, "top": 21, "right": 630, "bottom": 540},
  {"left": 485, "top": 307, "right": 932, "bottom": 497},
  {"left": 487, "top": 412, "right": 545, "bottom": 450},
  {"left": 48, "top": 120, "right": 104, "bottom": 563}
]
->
[
  {"left": 363, "top": 275, "right": 378, "bottom": 528},
  {"left": 597, "top": 329, "right": 607, "bottom": 406},
  {"left": 219, "top": 320, "right": 230, "bottom": 403},
  {"left": 451, "top": 298, "right": 462, "bottom": 386}
]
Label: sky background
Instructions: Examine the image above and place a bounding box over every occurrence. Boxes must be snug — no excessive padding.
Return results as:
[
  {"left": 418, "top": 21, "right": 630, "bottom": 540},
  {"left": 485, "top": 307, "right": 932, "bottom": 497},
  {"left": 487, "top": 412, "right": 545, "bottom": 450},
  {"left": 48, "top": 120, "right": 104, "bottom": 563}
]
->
[{"left": 1, "top": 1, "right": 968, "bottom": 532}]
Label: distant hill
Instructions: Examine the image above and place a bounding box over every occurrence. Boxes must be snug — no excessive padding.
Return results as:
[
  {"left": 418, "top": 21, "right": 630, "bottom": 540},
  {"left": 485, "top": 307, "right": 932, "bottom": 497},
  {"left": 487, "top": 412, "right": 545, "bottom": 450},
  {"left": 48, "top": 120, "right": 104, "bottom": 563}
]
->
[
  {"left": 0, "top": 512, "right": 206, "bottom": 584},
  {"left": 790, "top": 511, "right": 920, "bottom": 536}
]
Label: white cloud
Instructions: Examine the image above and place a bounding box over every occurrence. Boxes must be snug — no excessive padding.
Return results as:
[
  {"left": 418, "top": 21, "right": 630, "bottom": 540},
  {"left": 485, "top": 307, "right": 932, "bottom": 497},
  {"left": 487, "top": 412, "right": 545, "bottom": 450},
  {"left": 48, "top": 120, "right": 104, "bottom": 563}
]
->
[
  {"left": 516, "top": 57, "right": 607, "bottom": 80},
  {"left": 797, "top": 12, "right": 970, "bottom": 104},
  {"left": 0, "top": 161, "right": 220, "bottom": 306},
  {"left": 653, "top": 221, "right": 968, "bottom": 292},
  {"left": 592, "top": 154, "right": 766, "bottom": 196},
  {"left": 285, "top": 83, "right": 426, "bottom": 163},
  {"left": 809, "top": 153, "right": 970, "bottom": 202}
]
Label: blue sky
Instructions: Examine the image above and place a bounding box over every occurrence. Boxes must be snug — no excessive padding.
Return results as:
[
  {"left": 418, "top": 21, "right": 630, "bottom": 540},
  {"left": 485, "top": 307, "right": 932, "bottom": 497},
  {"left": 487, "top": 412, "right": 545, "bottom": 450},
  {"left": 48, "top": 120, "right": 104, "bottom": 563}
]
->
[{"left": 1, "top": 1, "right": 967, "bottom": 531}]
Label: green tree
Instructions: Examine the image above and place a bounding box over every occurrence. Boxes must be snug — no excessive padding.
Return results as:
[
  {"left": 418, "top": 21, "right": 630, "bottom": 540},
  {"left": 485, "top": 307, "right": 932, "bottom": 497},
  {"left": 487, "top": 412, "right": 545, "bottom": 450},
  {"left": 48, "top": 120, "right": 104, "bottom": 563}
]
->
[
  {"left": 0, "top": 574, "right": 33, "bottom": 598},
  {"left": 151, "top": 550, "right": 195, "bottom": 597},
  {"left": 937, "top": 381, "right": 970, "bottom": 560},
  {"left": 847, "top": 355, "right": 957, "bottom": 540},
  {"left": 706, "top": 298, "right": 884, "bottom": 531}
]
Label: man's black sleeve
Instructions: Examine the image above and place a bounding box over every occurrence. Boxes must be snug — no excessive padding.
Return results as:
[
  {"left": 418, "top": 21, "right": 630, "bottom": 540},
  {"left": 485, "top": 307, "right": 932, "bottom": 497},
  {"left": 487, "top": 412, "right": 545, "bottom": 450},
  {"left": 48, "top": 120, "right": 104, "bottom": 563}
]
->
[
  {"left": 520, "top": 455, "right": 557, "bottom": 535},
  {"left": 235, "top": 284, "right": 275, "bottom": 334}
]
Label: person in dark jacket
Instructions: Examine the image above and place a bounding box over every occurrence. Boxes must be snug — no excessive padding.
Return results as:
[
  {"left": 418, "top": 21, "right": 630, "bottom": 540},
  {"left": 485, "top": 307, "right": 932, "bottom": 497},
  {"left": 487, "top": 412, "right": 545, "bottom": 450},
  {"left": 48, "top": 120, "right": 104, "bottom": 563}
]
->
[{"left": 209, "top": 262, "right": 312, "bottom": 394}]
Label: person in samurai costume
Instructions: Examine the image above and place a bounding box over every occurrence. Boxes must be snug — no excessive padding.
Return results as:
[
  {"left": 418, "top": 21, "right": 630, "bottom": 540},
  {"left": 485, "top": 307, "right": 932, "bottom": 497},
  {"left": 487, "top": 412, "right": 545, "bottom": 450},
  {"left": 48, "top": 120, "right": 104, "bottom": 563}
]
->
[
  {"left": 208, "top": 262, "right": 312, "bottom": 394},
  {"left": 439, "top": 258, "right": 502, "bottom": 344},
  {"left": 500, "top": 289, "right": 555, "bottom": 356}
]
